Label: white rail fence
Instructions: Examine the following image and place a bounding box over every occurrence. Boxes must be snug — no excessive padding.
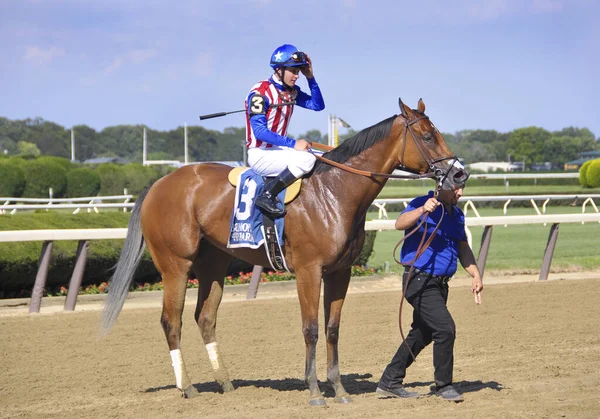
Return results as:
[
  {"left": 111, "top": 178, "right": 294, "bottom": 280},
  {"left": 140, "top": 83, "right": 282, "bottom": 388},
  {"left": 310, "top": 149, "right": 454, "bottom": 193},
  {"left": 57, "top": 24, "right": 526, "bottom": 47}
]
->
[
  {"left": 3, "top": 193, "right": 598, "bottom": 221},
  {"left": 372, "top": 194, "right": 600, "bottom": 220},
  {"left": 2, "top": 212, "right": 600, "bottom": 313},
  {"left": 390, "top": 171, "right": 579, "bottom": 180},
  {"left": 464, "top": 172, "right": 578, "bottom": 180},
  {"left": 0, "top": 194, "right": 134, "bottom": 214}
]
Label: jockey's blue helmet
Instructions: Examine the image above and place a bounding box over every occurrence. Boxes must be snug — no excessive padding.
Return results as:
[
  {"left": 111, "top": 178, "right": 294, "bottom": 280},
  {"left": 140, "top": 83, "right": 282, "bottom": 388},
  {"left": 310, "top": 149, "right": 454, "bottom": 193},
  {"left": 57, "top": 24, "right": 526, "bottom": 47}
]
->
[{"left": 269, "top": 44, "right": 308, "bottom": 69}]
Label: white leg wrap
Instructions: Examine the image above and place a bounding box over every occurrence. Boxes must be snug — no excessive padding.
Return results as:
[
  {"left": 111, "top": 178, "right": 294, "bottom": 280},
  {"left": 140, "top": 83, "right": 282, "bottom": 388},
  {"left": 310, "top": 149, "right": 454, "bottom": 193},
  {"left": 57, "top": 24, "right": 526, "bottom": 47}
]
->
[
  {"left": 170, "top": 349, "right": 184, "bottom": 390},
  {"left": 206, "top": 342, "right": 220, "bottom": 370}
]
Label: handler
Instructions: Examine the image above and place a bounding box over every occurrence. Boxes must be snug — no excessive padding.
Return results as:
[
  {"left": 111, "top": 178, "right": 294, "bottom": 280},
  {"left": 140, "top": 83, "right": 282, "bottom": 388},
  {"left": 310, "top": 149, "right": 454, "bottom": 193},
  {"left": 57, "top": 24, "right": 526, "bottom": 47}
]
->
[{"left": 376, "top": 167, "right": 483, "bottom": 402}]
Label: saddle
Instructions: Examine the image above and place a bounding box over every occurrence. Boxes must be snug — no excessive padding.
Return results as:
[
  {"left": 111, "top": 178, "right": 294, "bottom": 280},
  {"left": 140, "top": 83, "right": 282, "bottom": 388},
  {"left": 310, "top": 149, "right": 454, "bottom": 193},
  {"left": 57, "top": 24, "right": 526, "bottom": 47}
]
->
[
  {"left": 227, "top": 167, "right": 303, "bottom": 272},
  {"left": 228, "top": 167, "right": 302, "bottom": 204}
]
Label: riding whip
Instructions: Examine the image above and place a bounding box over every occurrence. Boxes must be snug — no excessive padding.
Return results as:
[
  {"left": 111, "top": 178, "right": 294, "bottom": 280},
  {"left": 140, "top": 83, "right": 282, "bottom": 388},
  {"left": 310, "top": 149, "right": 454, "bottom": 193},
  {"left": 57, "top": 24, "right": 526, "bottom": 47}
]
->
[{"left": 199, "top": 101, "right": 296, "bottom": 120}]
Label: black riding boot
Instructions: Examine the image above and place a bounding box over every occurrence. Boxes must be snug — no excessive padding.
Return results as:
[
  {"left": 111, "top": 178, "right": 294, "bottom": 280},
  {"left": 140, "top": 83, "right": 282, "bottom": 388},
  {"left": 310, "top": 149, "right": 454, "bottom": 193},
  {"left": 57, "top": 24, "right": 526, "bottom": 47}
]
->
[{"left": 255, "top": 168, "right": 298, "bottom": 217}]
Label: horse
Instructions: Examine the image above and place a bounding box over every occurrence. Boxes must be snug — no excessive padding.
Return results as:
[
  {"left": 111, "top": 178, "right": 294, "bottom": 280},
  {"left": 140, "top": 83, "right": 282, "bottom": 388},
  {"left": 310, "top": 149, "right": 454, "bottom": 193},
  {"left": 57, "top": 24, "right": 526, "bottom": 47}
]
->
[{"left": 101, "top": 98, "right": 466, "bottom": 406}]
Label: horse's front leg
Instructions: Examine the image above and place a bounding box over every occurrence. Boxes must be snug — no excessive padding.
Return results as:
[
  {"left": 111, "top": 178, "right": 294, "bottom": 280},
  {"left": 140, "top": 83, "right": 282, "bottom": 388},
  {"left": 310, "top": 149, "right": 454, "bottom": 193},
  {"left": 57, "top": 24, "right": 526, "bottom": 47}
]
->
[
  {"left": 323, "top": 267, "right": 352, "bottom": 403},
  {"left": 295, "top": 265, "right": 326, "bottom": 406}
]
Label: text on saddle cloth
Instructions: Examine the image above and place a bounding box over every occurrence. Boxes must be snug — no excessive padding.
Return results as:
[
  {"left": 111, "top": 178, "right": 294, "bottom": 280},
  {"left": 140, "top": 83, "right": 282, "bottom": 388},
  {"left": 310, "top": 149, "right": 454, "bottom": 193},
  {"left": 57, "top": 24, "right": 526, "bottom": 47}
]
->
[{"left": 227, "top": 168, "right": 286, "bottom": 251}]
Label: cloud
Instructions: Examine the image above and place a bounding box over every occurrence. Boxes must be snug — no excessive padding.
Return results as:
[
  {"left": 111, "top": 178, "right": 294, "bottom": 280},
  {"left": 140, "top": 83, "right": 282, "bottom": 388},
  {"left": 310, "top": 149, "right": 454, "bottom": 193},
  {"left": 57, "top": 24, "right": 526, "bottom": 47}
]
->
[
  {"left": 79, "top": 75, "right": 98, "bottom": 87},
  {"left": 133, "top": 84, "right": 154, "bottom": 93},
  {"left": 468, "top": 0, "right": 511, "bottom": 20},
  {"left": 23, "top": 46, "right": 66, "bottom": 66},
  {"left": 340, "top": 0, "right": 356, "bottom": 20},
  {"left": 104, "top": 57, "right": 124, "bottom": 74},
  {"left": 251, "top": 0, "right": 272, "bottom": 6},
  {"left": 531, "top": 0, "right": 563, "bottom": 12},
  {"left": 104, "top": 48, "right": 158, "bottom": 74},
  {"left": 193, "top": 51, "right": 213, "bottom": 78},
  {"left": 436, "top": 0, "right": 567, "bottom": 23},
  {"left": 128, "top": 48, "right": 157, "bottom": 64}
]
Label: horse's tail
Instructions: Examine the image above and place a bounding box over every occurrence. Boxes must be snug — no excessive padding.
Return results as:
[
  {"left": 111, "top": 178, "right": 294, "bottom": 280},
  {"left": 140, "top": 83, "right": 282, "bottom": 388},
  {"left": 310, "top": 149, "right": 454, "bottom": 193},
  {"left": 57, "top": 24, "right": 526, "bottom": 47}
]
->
[{"left": 100, "top": 187, "right": 151, "bottom": 337}]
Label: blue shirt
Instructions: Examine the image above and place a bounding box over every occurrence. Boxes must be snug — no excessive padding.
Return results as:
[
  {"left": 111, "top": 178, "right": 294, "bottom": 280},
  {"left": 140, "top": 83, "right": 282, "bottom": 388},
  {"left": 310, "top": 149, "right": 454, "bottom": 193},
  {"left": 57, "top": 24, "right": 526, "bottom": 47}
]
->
[{"left": 400, "top": 191, "right": 467, "bottom": 277}]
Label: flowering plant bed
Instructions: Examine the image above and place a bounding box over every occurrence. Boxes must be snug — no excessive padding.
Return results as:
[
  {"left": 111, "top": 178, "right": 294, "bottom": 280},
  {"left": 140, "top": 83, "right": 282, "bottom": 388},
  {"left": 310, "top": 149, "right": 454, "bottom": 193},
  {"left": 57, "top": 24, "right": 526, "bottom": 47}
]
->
[{"left": 39, "top": 265, "right": 377, "bottom": 297}]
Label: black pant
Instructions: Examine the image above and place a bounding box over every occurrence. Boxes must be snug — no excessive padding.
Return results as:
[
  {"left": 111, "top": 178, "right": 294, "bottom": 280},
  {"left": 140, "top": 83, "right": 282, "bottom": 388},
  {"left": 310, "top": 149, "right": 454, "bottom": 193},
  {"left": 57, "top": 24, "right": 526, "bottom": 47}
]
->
[{"left": 379, "top": 270, "right": 456, "bottom": 389}]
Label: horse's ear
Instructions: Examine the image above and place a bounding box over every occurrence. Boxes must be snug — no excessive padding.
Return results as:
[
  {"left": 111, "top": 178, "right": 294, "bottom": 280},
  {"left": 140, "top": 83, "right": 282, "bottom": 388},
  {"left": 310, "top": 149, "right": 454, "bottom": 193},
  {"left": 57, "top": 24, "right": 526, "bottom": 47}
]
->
[
  {"left": 417, "top": 98, "right": 425, "bottom": 113},
  {"left": 398, "top": 97, "right": 409, "bottom": 118}
]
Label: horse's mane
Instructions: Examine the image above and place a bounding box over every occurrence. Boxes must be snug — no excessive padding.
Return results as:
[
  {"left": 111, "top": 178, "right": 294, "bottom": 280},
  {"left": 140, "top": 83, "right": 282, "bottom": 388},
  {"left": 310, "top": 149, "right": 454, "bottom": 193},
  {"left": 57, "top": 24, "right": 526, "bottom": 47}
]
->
[{"left": 312, "top": 115, "right": 397, "bottom": 174}]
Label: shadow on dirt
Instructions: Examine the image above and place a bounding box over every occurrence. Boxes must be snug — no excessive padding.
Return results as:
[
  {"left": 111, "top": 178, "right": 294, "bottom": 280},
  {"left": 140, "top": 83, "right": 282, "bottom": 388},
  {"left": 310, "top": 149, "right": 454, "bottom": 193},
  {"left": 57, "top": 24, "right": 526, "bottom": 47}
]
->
[{"left": 144, "top": 374, "right": 503, "bottom": 397}]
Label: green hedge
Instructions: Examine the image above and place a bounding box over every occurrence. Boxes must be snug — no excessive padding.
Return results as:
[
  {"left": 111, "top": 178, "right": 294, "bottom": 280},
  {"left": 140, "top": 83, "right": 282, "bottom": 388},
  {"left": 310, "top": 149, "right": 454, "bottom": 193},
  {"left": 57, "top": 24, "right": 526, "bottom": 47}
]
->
[
  {"left": 0, "top": 161, "right": 26, "bottom": 197},
  {"left": 22, "top": 159, "right": 68, "bottom": 198},
  {"left": 579, "top": 160, "right": 594, "bottom": 187},
  {"left": 123, "top": 163, "right": 160, "bottom": 195},
  {"left": 66, "top": 168, "right": 101, "bottom": 197},
  {"left": 355, "top": 230, "right": 377, "bottom": 266},
  {"left": 1, "top": 157, "right": 173, "bottom": 198},
  {"left": 587, "top": 160, "right": 600, "bottom": 188},
  {"left": 97, "top": 164, "right": 126, "bottom": 195},
  {"left": 37, "top": 156, "right": 74, "bottom": 172},
  {"left": 5, "top": 157, "right": 29, "bottom": 168}
]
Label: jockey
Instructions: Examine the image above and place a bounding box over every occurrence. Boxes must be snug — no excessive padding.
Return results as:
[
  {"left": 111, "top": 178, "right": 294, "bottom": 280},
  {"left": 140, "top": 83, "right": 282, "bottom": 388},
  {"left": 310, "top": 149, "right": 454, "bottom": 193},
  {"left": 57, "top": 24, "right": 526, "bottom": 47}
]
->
[{"left": 244, "top": 44, "right": 325, "bottom": 217}]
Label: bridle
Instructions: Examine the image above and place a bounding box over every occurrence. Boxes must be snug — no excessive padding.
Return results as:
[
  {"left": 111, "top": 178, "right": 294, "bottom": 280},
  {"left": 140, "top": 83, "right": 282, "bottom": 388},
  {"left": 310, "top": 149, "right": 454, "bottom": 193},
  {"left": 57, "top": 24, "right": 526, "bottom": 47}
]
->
[{"left": 396, "top": 106, "right": 460, "bottom": 194}]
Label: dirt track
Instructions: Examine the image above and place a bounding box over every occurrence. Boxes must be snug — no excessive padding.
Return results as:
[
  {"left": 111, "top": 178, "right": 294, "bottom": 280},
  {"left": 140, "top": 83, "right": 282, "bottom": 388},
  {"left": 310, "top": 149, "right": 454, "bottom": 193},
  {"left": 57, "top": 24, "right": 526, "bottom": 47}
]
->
[{"left": 1, "top": 275, "right": 600, "bottom": 418}]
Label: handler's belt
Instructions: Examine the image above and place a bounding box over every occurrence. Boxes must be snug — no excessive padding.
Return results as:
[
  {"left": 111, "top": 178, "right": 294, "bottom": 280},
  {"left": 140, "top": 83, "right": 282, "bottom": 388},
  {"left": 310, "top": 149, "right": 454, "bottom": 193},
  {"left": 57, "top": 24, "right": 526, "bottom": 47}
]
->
[{"left": 405, "top": 267, "right": 451, "bottom": 284}]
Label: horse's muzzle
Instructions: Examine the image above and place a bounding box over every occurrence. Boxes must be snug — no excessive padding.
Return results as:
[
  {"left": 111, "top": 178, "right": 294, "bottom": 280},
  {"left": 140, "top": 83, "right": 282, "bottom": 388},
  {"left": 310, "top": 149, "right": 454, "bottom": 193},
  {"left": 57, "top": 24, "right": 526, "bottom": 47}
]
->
[{"left": 438, "top": 160, "right": 470, "bottom": 190}]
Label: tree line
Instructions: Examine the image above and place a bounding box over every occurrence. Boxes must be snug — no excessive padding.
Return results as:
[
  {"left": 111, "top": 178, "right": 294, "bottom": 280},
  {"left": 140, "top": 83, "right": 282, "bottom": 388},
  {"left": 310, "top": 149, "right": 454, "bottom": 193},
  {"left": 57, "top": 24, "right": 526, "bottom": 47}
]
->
[{"left": 0, "top": 117, "right": 597, "bottom": 168}]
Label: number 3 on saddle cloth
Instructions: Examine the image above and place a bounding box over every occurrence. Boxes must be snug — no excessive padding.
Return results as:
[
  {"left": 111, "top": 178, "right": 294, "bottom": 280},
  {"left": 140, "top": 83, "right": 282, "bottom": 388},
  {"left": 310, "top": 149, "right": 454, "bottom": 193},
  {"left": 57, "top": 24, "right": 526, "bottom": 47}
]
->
[{"left": 226, "top": 168, "right": 301, "bottom": 272}]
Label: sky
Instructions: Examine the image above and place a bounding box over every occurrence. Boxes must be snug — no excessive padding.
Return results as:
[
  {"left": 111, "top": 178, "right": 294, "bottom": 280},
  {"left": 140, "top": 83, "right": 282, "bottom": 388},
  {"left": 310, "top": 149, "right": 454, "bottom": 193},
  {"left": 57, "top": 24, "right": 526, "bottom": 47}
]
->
[{"left": 1, "top": 0, "right": 599, "bottom": 139}]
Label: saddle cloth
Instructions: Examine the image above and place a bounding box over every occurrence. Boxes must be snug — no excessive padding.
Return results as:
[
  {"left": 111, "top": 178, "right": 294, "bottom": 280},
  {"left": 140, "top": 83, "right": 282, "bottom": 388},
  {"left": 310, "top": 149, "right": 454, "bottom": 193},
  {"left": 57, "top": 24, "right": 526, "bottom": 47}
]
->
[{"left": 227, "top": 169, "right": 286, "bottom": 253}]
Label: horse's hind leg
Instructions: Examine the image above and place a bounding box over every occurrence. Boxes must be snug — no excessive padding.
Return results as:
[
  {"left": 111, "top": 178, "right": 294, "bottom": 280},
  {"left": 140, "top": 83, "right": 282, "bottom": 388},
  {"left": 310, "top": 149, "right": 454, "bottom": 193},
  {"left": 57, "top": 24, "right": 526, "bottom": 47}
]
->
[
  {"left": 159, "top": 257, "right": 199, "bottom": 398},
  {"left": 193, "top": 242, "right": 235, "bottom": 393},
  {"left": 323, "top": 267, "right": 352, "bottom": 403}
]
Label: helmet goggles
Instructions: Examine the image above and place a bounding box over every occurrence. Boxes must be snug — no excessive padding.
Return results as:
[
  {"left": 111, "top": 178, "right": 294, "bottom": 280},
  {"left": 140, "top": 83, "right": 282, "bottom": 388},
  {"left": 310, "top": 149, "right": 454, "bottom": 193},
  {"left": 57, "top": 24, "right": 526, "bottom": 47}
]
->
[
  {"left": 290, "top": 51, "right": 307, "bottom": 64},
  {"left": 270, "top": 50, "right": 308, "bottom": 68}
]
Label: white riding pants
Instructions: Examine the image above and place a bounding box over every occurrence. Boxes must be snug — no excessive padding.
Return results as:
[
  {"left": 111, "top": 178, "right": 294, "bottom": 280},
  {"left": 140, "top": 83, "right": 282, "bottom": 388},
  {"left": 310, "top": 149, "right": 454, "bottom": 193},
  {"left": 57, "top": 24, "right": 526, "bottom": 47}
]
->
[{"left": 247, "top": 146, "right": 316, "bottom": 178}]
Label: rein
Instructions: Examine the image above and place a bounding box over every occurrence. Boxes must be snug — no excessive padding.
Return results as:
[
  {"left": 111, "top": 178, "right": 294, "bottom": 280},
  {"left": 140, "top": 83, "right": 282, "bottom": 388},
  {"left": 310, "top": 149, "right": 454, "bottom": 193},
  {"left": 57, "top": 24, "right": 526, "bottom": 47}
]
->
[
  {"left": 311, "top": 142, "right": 435, "bottom": 180},
  {"left": 310, "top": 113, "right": 456, "bottom": 182}
]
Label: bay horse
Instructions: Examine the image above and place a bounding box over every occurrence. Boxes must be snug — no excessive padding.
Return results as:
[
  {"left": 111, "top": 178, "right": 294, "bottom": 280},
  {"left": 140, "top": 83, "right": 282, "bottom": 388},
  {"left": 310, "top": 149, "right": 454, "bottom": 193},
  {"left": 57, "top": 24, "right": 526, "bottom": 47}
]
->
[{"left": 101, "top": 98, "right": 465, "bottom": 406}]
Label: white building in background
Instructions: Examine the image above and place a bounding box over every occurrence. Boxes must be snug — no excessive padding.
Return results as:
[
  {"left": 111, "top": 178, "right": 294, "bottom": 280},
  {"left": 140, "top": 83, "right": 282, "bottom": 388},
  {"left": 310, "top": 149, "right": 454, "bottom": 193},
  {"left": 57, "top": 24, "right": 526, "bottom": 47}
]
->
[{"left": 468, "top": 162, "right": 521, "bottom": 173}]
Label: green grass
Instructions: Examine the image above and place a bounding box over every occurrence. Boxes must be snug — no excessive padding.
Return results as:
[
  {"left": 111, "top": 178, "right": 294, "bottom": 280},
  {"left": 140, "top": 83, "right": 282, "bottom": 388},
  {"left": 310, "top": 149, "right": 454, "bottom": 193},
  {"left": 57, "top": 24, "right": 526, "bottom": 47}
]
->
[
  {"left": 0, "top": 212, "right": 130, "bottom": 263},
  {"left": 0, "top": 211, "right": 130, "bottom": 230},
  {"left": 367, "top": 206, "right": 600, "bottom": 274}
]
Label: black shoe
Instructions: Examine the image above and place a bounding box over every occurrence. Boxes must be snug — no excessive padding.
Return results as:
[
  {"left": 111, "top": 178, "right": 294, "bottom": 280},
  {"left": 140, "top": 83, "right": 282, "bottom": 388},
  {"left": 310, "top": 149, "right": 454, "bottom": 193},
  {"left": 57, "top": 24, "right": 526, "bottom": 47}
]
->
[
  {"left": 255, "top": 191, "right": 285, "bottom": 217},
  {"left": 254, "top": 168, "right": 298, "bottom": 217},
  {"left": 432, "top": 384, "right": 463, "bottom": 402},
  {"left": 376, "top": 385, "right": 420, "bottom": 399}
]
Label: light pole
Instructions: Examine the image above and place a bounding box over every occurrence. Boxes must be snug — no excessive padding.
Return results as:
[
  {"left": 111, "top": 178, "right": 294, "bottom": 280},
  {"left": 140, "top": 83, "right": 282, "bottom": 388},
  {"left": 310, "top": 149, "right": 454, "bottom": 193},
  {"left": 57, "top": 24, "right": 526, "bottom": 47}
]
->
[{"left": 241, "top": 140, "right": 247, "bottom": 166}]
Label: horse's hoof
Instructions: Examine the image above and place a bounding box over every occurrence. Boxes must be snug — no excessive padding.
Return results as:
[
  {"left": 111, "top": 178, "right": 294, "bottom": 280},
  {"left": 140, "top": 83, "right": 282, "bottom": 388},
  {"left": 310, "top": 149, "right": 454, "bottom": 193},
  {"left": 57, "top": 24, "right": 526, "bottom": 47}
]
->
[
  {"left": 221, "top": 381, "right": 235, "bottom": 393},
  {"left": 309, "top": 397, "right": 327, "bottom": 407},
  {"left": 183, "top": 386, "right": 199, "bottom": 399},
  {"left": 335, "top": 395, "right": 353, "bottom": 404}
]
